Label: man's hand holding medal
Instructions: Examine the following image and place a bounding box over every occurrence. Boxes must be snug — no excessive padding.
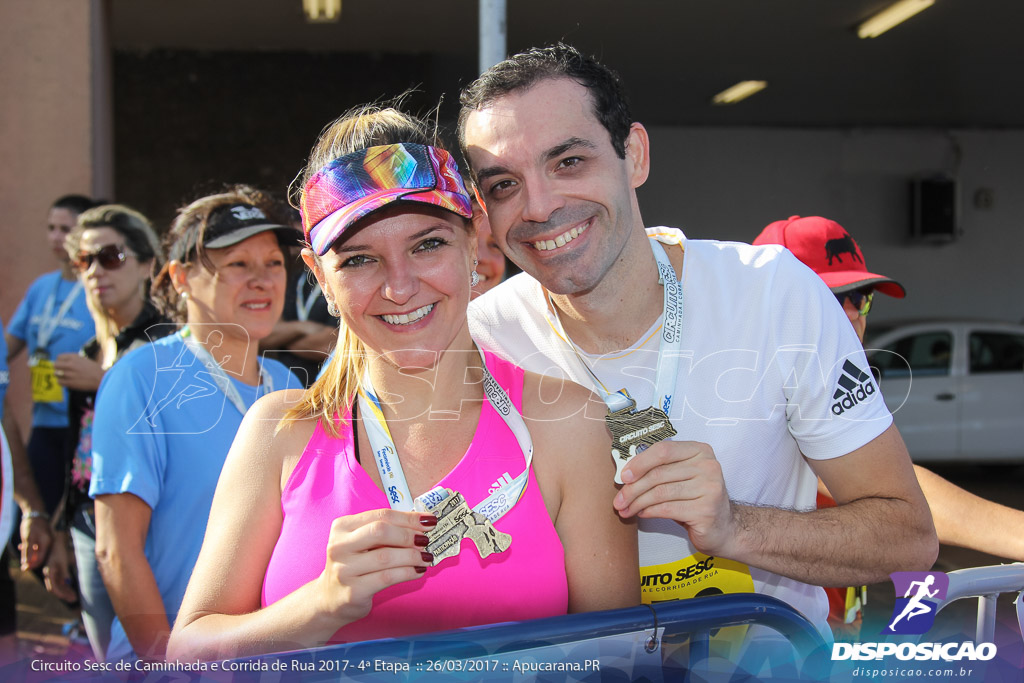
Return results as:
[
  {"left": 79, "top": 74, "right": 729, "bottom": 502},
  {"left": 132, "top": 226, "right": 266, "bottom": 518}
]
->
[{"left": 612, "top": 439, "right": 737, "bottom": 559}]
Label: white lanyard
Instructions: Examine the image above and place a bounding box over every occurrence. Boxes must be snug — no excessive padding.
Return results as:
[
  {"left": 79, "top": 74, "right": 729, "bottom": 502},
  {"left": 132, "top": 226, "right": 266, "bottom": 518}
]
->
[
  {"left": 358, "top": 348, "right": 533, "bottom": 524},
  {"left": 547, "top": 238, "right": 684, "bottom": 416},
  {"left": 295, "top": 277, "right": 322, "bottom": 322},
  {"left": 180, "top": 328, "right": 274, "bottom": 415},
  {"left": 37, "top": 278, "right": 83, "bottom": 351}
]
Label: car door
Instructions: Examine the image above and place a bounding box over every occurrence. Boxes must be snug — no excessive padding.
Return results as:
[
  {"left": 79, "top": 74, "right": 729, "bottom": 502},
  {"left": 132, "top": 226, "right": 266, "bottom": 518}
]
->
[
  {"left": 868, "top": 328, "right": 960, "bottom": 462},
  {"left": 959, "top": 329, "right": 1024, "bottom": 461}
]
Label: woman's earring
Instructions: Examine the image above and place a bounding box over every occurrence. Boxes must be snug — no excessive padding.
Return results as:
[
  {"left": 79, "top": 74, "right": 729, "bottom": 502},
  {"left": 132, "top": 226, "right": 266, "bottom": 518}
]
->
[
  {"left": 327, "top": 300, "right": 340, "bottom": 317},
  {"left": 470, "top": 270, "right": 480, "bottom": 287},
  {"left": 180, "top": 291, "right": 190, "bottom": 302}
]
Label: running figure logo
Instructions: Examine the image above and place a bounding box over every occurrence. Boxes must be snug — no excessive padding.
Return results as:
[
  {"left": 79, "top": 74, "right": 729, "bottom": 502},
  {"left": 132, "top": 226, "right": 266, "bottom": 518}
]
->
[{"left": 883, "top": 571, "right": 949, "bottom": 635}]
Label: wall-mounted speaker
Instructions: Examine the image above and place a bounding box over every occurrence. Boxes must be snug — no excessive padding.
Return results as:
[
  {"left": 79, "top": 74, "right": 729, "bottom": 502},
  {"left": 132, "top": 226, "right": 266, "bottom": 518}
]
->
[{"left": 910, "top": 176, "right": 958, "bottom": 242}]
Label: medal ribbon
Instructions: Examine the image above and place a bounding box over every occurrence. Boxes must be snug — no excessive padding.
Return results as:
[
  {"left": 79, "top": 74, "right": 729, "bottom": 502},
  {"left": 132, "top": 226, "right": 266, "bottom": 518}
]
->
[
  {"left": 180, "top": 326, "right": 275, "bottom": 415},
  {"left": 358, "top": 348, "right": 533, "bottom": 523},
  {"left": 546, "top": 238, "right": 684, "bottom": 416},
  {"left": 295, "top": 277, "right": 323, "bottom": 322},
  {"left": 36, "top": 278, "right": 84, "bottom": 351}
]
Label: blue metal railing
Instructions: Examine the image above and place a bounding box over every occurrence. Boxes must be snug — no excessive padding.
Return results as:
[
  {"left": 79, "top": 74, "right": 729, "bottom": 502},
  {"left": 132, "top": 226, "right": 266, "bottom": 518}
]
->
[
  {"left": 233, "top": 593, "right": 829, "bottom": 681},
  {"left": 932, "top": 562, "right": 1024, "bottom": 643}
]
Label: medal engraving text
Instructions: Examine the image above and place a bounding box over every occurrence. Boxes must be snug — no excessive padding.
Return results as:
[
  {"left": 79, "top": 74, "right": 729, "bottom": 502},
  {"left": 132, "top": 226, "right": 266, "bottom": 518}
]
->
[
  {"left": 423, "top": 488, "right": 512, "bottom": 565},
  {"left": 606, "top": 404, "right": 678, "bottom": 484}
]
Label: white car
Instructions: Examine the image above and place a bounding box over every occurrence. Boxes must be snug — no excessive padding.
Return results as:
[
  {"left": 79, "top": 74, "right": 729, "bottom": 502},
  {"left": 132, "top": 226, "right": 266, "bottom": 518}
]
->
[{"left": 864, "top": 319, "right": 1024, "bottom": 463}]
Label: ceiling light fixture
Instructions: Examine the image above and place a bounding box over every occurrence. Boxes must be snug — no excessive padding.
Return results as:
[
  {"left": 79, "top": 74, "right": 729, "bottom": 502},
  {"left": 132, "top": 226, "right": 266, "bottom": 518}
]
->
[
  {"left": 303, "top": 0, "right": 341, "bottom": 23},
  {"left": 857, "top": 0, "right": 934, "bottom": 39},
  {"left": 711, "top": 80, "right": 767, "bottom": 105}
]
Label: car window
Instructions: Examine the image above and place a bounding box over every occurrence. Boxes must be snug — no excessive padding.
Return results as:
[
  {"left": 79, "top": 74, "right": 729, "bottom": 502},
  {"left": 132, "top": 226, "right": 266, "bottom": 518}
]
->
[
  {"left": 969, "top": 332, "right": 1024, "bottom": 374},
  {"left": 871, "top": 331, "right": 952, "bottom": 378}
]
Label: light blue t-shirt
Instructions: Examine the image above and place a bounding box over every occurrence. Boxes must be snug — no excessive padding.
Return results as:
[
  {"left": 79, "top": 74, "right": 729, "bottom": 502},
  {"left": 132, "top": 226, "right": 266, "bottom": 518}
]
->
[
  {"left": 8, "top": 271, "right": 95, "bottom": 427},
  {"left": 1, "top": 317, "right": 9, "bottom": 420},
  {"left": 1, "top": 318, "right": 10, "bottom": 546},
  {"left": 89, "top": 331, "right": 299, "bottom": 662}
]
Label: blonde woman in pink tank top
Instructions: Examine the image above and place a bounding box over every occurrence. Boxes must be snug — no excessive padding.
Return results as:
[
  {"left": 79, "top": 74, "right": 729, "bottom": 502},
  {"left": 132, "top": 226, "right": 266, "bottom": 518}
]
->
[{"left": 167, "top": 106, "right": 638, "bottom": 661}]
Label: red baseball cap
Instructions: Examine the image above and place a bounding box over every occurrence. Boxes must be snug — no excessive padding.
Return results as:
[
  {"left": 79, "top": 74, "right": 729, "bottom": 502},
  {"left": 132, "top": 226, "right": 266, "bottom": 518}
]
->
[{"left": 753, "top": 215, "right": 906, "bottom": 298}]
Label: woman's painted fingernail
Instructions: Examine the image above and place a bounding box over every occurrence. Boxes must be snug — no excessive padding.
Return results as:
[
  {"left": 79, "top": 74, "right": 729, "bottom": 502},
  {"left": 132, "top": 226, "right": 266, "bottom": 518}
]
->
[
  {"left": 415, "top": 566, "right": 428, "bottom": 574},
  {"left": 421, "top": 552, "right": 434, "bottom": 563},
  {"left": 414, "top": 534, "right": 430, "bottom": 547},
  {"left": 419, "top": 515, "right": 438, "bottom": 527}
]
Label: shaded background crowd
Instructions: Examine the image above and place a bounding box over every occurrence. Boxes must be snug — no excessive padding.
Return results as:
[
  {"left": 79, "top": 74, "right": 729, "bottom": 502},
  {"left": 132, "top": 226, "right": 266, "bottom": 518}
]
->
[{"left": 0, "top": 183, "right": 512, "bottom": 661}]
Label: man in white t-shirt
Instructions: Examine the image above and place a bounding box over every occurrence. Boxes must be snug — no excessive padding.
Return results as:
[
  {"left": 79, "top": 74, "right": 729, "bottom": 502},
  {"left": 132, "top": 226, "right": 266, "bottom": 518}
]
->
[{"left": 458, "top": 44, "right": 937, "bottom": 635}]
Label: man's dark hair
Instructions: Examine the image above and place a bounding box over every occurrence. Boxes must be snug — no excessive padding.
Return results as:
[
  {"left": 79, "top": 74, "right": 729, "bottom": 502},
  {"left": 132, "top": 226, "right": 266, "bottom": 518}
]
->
[
  {"left": 457, "top": 43, "right": 633, "bottom": 170},
  {"left": 51, "top": 194, "right": 95, "bottom": 216}
]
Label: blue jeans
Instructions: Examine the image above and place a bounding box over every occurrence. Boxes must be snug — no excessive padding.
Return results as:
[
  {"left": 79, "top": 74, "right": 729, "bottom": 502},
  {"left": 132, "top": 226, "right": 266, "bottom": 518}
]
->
[{"left": 70, "top": 504, "right": 115, "bottom": 660}]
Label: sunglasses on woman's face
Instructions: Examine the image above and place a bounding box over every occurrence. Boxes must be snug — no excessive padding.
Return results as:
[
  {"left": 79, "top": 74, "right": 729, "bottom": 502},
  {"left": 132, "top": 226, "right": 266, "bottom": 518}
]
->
[
  {"left": 836, "top": 289, "right": 874, "bottom": 317},
  {"left": 74, "top": 244, "right": 128, "bottom": 272}
]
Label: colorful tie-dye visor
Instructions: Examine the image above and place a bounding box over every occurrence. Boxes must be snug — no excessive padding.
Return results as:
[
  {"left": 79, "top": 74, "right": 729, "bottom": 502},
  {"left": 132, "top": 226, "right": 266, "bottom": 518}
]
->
[{"left": 302, "top": 143, "right": 473, "bottom": 256}]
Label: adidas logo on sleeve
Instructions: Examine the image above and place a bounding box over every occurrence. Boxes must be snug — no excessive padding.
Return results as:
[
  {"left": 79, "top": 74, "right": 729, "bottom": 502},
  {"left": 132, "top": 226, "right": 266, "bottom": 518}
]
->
[{"left": 831, "top": 360, "right": 877, "bottom": 415}]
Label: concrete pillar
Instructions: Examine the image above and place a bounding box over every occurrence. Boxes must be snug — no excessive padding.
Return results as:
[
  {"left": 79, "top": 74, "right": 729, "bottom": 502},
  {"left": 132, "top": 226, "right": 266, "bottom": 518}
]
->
[
  {"left": 479, "top": 0, "right": 506, "bottom": 74},
  {"left": 0, "top": 0, "right": 112, "bottom": 432}
]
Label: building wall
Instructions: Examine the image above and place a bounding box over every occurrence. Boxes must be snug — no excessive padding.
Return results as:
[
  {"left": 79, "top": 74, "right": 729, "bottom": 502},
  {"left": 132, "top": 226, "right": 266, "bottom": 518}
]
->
[
  {"left": 639, "top": 127, "right": 1024, "bottom": 324},
  {"left": 4, "top": 23, "right": 1024, "bottom": 436},
  {"left": 111, "top": 49, "right": 464, "bottom": 230},
  {"left": 103, "top": 50, "right": 1024, "bottom": 329},
  {"left": 0, "top": 0, "right": 101, "bottom": 431}
]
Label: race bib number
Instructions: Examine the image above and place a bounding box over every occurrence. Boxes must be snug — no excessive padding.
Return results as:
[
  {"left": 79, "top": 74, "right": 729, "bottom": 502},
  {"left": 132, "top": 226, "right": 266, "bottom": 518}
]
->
[
  {"left": 30, "top": 357, "right": 63, "bottom": 404},
  {"left": 641, "top": 552, "right": 754, "bottom": 603},
  {"left": 641, "top": 552, "right": 756, "bottom": 658}
]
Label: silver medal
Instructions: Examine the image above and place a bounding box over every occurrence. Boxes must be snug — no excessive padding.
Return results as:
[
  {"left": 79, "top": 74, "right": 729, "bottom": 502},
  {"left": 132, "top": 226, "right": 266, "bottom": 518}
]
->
[
  {"left": 606, "top": 400, "right": 678, "bottom": 484},
  {"left": 420, "top": 487, "right": 512, "bottom": 565}
]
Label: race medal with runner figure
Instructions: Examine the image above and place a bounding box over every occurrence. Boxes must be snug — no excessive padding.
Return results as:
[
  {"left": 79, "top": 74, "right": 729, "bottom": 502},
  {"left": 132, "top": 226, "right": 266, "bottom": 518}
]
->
[
  {"left": 606, "top": 397, "right": 678, "bottom": 485},
  {"left": 416, "top": 487, "right": 512, "bottom": 565},
  {"left": 361, "top": 349, "right": 529, "bottom": 569}
]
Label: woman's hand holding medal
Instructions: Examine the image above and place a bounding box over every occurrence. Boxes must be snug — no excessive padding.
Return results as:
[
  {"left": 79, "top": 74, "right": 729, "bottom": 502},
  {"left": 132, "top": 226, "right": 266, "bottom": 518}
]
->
[
  {"left": 612, "top": 440, "right": 737, "bottom": 558},
  {"left": 315, "top": 509, "right": 438, "bottom": 624}
]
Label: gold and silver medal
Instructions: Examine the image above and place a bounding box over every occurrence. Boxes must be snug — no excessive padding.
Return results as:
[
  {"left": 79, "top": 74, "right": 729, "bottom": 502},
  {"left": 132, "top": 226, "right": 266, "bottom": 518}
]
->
[
  {"left": 359, "top": 349, "right": 530, "bottom": 566},
  {"left": 606, "top": 397, "right": 678, "bottom": 484},
  {"left": 415, "top": 488, "right": 511, "bottom": 564}
]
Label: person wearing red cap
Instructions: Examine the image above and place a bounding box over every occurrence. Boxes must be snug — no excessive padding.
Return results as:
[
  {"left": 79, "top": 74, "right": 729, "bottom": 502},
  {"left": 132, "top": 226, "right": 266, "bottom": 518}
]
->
[
  {"left": 754, "top": 215, "right": 1024, "bottom": 630},
  {"left": 753, "top": 215, "right": 906, "bottom": 343}
]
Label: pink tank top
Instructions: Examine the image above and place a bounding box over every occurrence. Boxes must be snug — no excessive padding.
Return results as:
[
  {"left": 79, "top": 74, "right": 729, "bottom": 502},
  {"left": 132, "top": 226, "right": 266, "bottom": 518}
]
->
[{"left": 262, "top": 352, "right": 568, "bottom": 643}]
